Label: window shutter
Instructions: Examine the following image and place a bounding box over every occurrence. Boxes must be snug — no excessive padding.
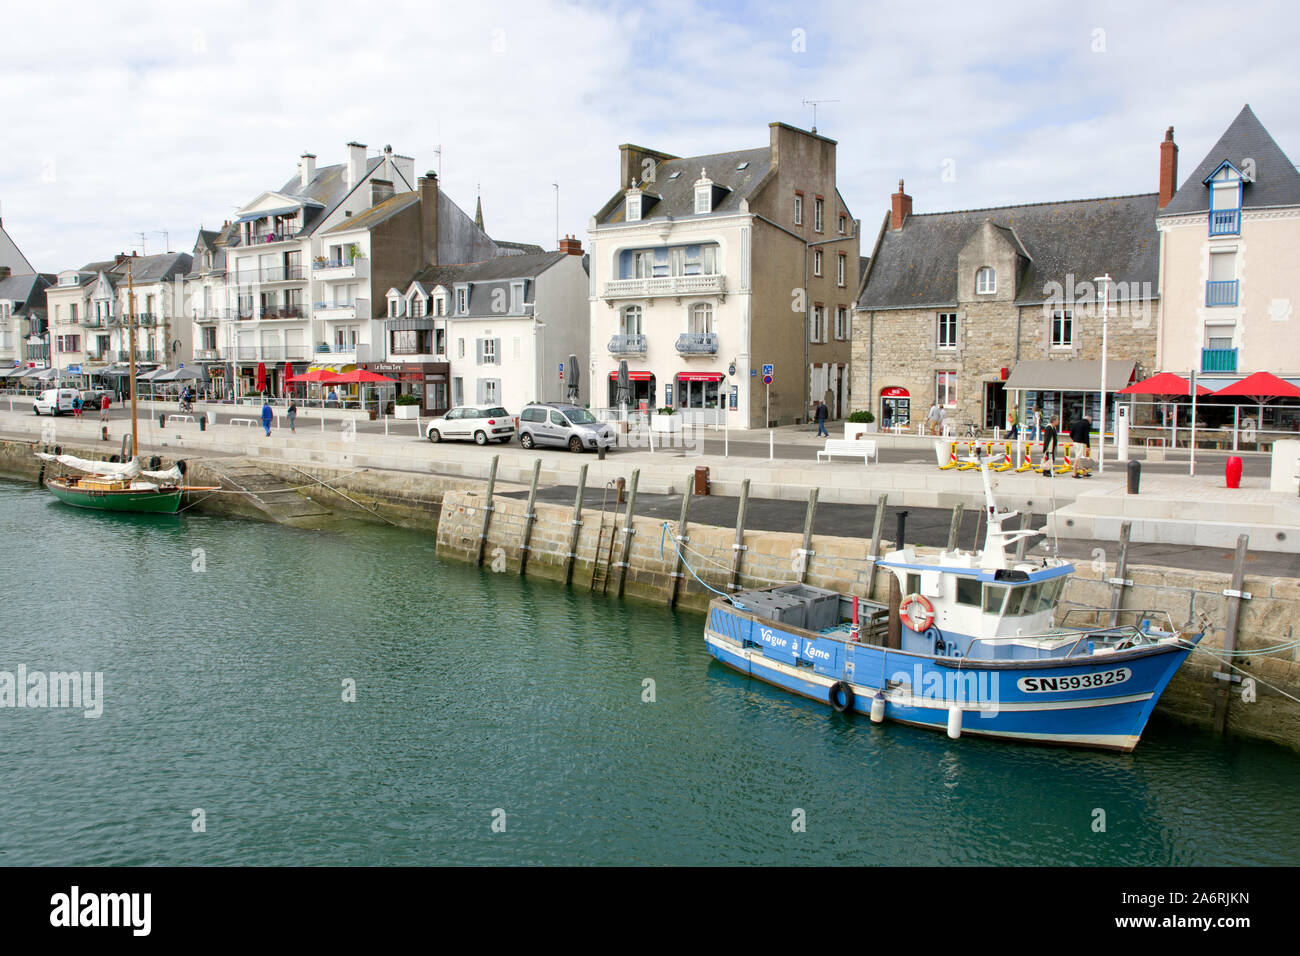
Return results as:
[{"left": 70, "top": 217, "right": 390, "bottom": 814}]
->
[
  {"left": 475, "top": 379, "right": 485, "bottom": 404},
  {"left": 476, "top": 338, "right": 484, "bottom": 365},
  {"left": 493, "top": 338, "right": 502, "bottom": 364}
]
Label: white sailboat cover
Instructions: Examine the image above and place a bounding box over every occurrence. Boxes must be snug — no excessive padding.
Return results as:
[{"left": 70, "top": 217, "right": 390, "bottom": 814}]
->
[{"left": 36, "top": 453, "right": 182, "bottom": 484}]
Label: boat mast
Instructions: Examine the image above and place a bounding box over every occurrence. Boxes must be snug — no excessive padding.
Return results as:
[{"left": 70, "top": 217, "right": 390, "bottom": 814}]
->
[{"left": 127, "top": 261, "right": 138, "bottom": 461}]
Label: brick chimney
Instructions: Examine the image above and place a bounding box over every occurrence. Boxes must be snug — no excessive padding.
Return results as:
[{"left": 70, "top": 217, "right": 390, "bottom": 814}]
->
[
  {"left": 0, "top": 266, "right": 10, "bottom": 280},
  {"left": 115, "top": 253, "right": 129, "bottom": 265},
  {"left": 558, "top": 234, "right": 583, "bottom": 255},
  {"left": 370, "top": 179, "right": 394, "bottom": 206},
  {"left": 1158, "top": 127, "right": 1178, "bottom": 209},
  {"left": 346, "top": 141, "right": 368, "bottom": 190},
  {"left": 300, "top": 152, "right": 317, "bottom": 189},
  {"left": 419, "top": 172, "right": 440, "bottom": 267},
  {"left": 890, "top": 179, "right": 912, "bottom": 230}
]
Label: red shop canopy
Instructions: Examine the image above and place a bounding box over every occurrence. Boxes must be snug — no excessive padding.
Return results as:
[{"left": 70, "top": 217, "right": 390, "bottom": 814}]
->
[
  {"left": 676, "top": 372, "right": 724, "bottom": 382},
  {"left": 608, "top": 370, "right": 654, "bottom": 381},
  {"left": 881, "top": 386, "right": 910, "bottom": 397}
]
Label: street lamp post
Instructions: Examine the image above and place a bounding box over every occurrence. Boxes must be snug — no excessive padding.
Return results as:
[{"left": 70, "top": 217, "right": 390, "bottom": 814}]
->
[{"left": 1095, "top": 274, "right": 1112, "bottom": 474}]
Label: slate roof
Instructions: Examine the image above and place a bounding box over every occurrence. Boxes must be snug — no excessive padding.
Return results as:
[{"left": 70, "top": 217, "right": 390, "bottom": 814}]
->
[
  {"left": 595, "top": 147, "right": 772, "bottom": 225},
  {"left": 494, "top": 240, "right": 546, "bottom": 255},
  {"left": 858, "top": 193, "right": 1160, "bottom": 311},
  {"left": 187, "top": 224, "right": 237, "bottom": 276},
  {"left": 405, "top": 252, "right": 569, "bottom": 318},
  {"left": 106, "top": 251, "right": 193, "bottom": 285},
  {"left": 0, "top": 272, "right": 53, "bottom": 312},
  {"left": 321, "top": 191, "right": 420, "bottom": 235},
  {"left": 1160, "top": 105, "right": 1300, "bottom": 217}
]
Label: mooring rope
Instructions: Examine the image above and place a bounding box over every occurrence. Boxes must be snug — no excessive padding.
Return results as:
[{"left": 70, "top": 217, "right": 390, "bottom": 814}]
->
[{"left": 660, "top": 522, "right": 748, "bottom": 609}]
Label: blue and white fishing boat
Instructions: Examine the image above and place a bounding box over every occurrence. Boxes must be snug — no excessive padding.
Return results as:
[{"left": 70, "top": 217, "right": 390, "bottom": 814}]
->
[{"left": 702, "top": 455, "right": 1202, "bottom": 751}]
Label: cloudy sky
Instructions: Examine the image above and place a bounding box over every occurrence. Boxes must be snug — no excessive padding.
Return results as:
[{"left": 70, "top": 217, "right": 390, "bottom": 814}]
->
[{"left": 2, "top": 0, "right": 1297, "bottom": 269}]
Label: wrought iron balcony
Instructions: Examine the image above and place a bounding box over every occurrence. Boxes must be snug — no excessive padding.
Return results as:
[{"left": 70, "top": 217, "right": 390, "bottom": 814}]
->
[
  {"left": 602, "top": 273, "right": 726, "bottom": 300},
  {"left": 608, "top": 334, "right": 647, "bottom": 354},
  {"left": 1209, "top": 208, "right": 1240, "bottom": 236},
  {"left": 675, "top": 332, "right": 718, "bottom": 355},
  {"left": 1206, "top": 280, "right": 1239, "bottom": 307},
  {"left": 1201, "top": 347, "right": 1238, "bottom": 373},
  {"left": 236, "top": 228, "right": 301, "bottom": 247}
]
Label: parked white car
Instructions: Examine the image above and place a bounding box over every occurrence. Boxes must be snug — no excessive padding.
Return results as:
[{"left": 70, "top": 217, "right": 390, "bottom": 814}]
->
[
  {"left": 33, "top": 388, "right": 79, "bottom": 416},
  {"left": 425, "top": 405, "right": 515, "bottom": 445}
]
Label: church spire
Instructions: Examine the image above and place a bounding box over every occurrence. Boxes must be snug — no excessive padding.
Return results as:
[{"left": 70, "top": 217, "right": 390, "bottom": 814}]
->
[{"left": 474, "top": 189, "right": 484, "bottom": 232}]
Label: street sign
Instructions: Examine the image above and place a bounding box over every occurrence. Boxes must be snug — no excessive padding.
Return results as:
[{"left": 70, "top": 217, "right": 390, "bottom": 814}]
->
[
  {"left": 762, "top": 373, "right": 773, "bottom": 385},
  {"left": 762, "top": 364, "right": 774, "bottom": 377}
]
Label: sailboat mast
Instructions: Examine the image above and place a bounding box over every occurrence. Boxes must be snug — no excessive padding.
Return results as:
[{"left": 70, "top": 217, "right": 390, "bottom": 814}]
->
[{"left": 127, "top": 262, "right": 138, "bottom": 460}]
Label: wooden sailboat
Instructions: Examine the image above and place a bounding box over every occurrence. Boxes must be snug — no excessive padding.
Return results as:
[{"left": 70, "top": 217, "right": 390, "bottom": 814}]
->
[{"left": 40, "top": 261, "right": 216, "bottom": 513}]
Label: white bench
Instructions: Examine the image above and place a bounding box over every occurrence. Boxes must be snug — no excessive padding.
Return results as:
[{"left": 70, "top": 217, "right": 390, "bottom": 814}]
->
[
  {"left": 228, "top": 417, "right": 261, "bottom": 428},
  {"left": 817, "top": 439, "right": 879, "bottom": 464},
  {"left": 165, "top": 414, "right": 198, "bottom": 425}
]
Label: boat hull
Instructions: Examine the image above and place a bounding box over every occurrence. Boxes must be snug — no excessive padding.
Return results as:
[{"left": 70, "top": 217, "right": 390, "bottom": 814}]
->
[
  {"left": 705, "top": 602, "right": 1197, "bottom": 752},
  {"left": 45, "top": 479, "right": 183, "bottom": 514}
]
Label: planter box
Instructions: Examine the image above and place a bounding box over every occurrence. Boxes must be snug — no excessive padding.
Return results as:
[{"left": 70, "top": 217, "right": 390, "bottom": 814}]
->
[
  {"left": 651, "top": 414, "right": 682, "bottom": 433},
  {"left": 843, "top": 422, "right": 876, "bottom": 441},
  {"left": 394, "top": 405, "right": 420, "bottom": 420}
]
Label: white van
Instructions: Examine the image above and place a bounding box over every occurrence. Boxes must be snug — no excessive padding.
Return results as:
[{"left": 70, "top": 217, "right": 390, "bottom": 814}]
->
[{"left": 33, "top": 388, "right": 79, "bottom": 416}]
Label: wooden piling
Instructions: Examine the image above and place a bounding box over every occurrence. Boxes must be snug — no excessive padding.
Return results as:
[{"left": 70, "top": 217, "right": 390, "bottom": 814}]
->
[
  {"left": 797, "top": 487, "right": 818, "bottom": 585},
  {"left": 614, "top": 468, "right": 639, "bottom": 597},
  {"left": 1106, "top": 521, "right": 1132, "bottom": 627},
  {"left": 563, "top": 464, "right": 589, "bottom": 586},
  {"left": 668, "top": 480, "right": 693, "bottom": 608},
  {"left": 1212, "top": 534, "right": 1251, "bottom": 735},
  {"left": 475, "top": 455, "right": 499, "bottom": 566},
  {"left": 946, "top": 502, "right": 964, "bottom": 552},
  {"left": 729, "top": 478, "right": 750, "bottom": 592},
  {"left": 866, "top": 493, "right": 887, "bottom": 600},
  {"left": 517, "top": 459, "right": 541, "bottom": 577}
]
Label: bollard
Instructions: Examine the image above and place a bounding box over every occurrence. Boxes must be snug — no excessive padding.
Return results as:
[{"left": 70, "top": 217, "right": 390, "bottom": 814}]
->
[
  {"left": 1127, "top": 458, "right": 1141, "bottom": 495},
  {"left": 199, "top": 414, "right": 206, "bottom": 432},
  {"left": 101, "top": 426, "right": 109, "bottom": 441},
  {"left": 1225, "top": 455, "right": 1242, "bottom": 489},
  {"left": 598, "top": 443, "right": 606, "bottom": 460},
  {"left": 158, "top": 413, "right": 166, "bottom": 428}
]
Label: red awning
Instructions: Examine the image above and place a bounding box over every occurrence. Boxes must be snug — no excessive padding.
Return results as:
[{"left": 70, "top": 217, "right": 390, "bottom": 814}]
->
[
  {"left": 881, "top": 386, "right": 909, "bottom": 397},
  {"left": 608, "top": 370, "right": 654, "bottom": 381},
  {"left": 676, "top": 372, "right": 724, "bottom": 382}
]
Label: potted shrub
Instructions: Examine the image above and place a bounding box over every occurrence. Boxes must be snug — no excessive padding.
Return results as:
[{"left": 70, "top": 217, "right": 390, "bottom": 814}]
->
[
  {"left": 651, "top": 406, "right": 681, "bottom": 433},
  {"left": 394, "top": 393, "right": 421, "bottom": 419},
  {"left": 845, "top": 409, "right": 876, "bottom": 440}
]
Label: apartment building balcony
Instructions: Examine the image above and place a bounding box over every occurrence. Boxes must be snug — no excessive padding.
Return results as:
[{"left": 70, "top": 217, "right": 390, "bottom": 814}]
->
[
  {"left": 235, "top": 265, "right": 306, "bottom": 284},
  {"left": 675, "top": 332, "right": 719, "bottom": 355},
  {"left": 315, "top": 299, "right": 369, "bottom": 320},
  {"left": 226, "top": 346, "right": 311, "bottom": 362},
  {"left": 116, "top": 350, "right": 160, "bottom": 363},
  {"left": 1206, "top": 280, "right": 1239, "bottom": 307},
  {"left": 607, "top": 334, "right": 648, "bottom": 355},
  {"left": 23, "top": 344, "right": 49, "bottom": 362},
  {"left": 244, "top": 306, "right": 307, "bottom": 321},
  {"left": 81, "top": 316, "right": 106, "bottom": 329},
  {"left": 234, "top": 229, "right": 301, "bottom": 248},
  {"left": 602, "top": 274, "right": 726, "bottom": 301},
  {"left": 194, "top": 349, "right": 222, "bottom": 362},
  {"left": 315, "top": 343, "right": 359, "bottom": 358},
  {"left": 1209, "top": 208, "right": 1241, "bottom": 236},
  {"left": 1201, "top": 347, "right": 1238, "bottom": 373},
  {"left": 137, "top": 313, "right": 157, "bottom": 327},
  {"left": 194, "top": 309, "right": 224, "bottom": 324},
  {"left": 312, "top": 257, "right": 369, "bottom": 281}
]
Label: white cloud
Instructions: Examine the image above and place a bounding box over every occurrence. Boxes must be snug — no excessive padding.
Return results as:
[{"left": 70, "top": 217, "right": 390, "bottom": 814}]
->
[{"left": 0, "top": 0, "right": 1296, "bottom": 268}]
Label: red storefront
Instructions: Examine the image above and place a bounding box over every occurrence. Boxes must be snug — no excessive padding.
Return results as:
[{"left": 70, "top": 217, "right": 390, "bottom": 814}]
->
[{"left": 363, "top": 361, "right": 450, "bottom": 415}]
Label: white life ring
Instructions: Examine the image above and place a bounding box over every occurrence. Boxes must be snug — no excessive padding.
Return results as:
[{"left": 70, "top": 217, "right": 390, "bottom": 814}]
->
[{"left": 900, "top": 593, "right": 936, "bottom": 632}]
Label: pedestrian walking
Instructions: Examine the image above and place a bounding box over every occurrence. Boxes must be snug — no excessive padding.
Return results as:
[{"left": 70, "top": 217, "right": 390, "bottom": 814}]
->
[
  {"left": 99, "top": 393, "right": 110, "bottom": 422},
  {"left": 1069, "top": 415, "right": 1093, "bottom": 477},
  {"left": 1007, "top": 406, "right": 1019, "bottom": 441},
  {"left": 261, "top": 401, "right": 274, "bottom": 437},
  {"left": 72, "top": 394, "right": 82, "bottom": 418},
  {"left": 814, "top": 400, "right": 829, "bottom": 438},
  {"left": 1041, "top": 415, "right": 1059, "bottom": 474},
  {"left": 926, "top": 401, "right": 942, "bottom": 436},
  {"left": 287, "top": 401, "right": 298, "bottom": 433}
]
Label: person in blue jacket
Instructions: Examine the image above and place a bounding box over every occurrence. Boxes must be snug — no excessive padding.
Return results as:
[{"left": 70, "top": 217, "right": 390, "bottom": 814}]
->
[{"left": 261, "top": 401, "right": 274, "bottom": 437}]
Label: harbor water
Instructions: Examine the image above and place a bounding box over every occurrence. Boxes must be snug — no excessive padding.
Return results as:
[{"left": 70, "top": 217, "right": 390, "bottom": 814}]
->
[{"left": 2, "top": 478, "right": 1298, "bottom": 866}]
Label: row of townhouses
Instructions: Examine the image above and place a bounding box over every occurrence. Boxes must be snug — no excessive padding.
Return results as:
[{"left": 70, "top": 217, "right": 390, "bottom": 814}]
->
[{"left": 4, "top": 106, "right": 1297, "bottom": 432}]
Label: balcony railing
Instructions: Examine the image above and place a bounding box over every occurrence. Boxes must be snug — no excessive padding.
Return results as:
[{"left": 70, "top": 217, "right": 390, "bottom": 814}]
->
[
  {"left": 1201, "top": 347, "right": 1238, "bottom": 373},
  {"left": 227, "top": 346, "right": 311, "bottom": 361},
  {"left": 675, "top": 332, "right": 719, "bottom": 355},
  {"left": 236, "top": 228, "right": 301, "bottom": 247},
  {"left": 235, "top": 265, "right": 306, "bottom": 284},
  {"left": 115, "top": 350, "right": 160, "bottom": 363},
  {"left": 315, "top": 343, "right": 358, "bottom": 354},
  {"left": 1209, "top": 208, "right": 1241, "bottom": 236},
  {"left": 315, "top": 299, "right": 368, "bottom": 319},
  {"left": 608, "top": 334, "right": 647, "bottom": 354},
  {"left": 1206, "top": 280, "right": 1239, "bottom": 307},
  {"left": 194, "top": 349, "right": 222, "bottom": 361},
  {"left": 602, "top": 274, "right": 726, "bottom": 299},
  {"left": 138, "top": 313, "right": 156, "bottom": 327},
  {"left": 238, "top": 306, "right": 306, "bottom": 321},
  {"left": 312, "top": 258, "right": 368, "bottom": 280}
]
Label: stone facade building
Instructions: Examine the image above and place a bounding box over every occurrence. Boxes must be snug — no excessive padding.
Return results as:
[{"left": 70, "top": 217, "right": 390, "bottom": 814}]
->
[{"left": 853, "top": 172, "right": 1163, "bottom": 433}]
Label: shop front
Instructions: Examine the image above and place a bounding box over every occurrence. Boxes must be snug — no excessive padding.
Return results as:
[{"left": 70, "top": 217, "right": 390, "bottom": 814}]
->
[
  {"left": 607, "top": 370, "right": 655, "bottom": 410},
  {"left": 1004, "top": 359, "right": 1136, "bottom": 437},
  {"left": 674, "top": 371, "right": 726, "bottom": 424},
  {"left": 879, "top": 385, "right": 910, "bottom": 428},
  {"left": 364, "top": 361, "right": 450, "bottom": 415}
]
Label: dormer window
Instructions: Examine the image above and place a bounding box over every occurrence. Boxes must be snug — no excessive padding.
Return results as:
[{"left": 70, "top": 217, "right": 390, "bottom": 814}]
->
[
  {"left": 626, "top": 179, "right": 643, "bottom": 223},
  {"left": 694, "top": 168, "right": 713, "bottom": 214},
  {"left": 1207, "top": 163, "right": 1244, "bottom": 236},
  {"left": 976, "top": 266, "right": 996, "bottom": 294},
  {"left": 510, "top": 282, "right": 524, "bottom": 313},
  {"left": 455, "top": 287, "right": 468, "bottom": 314}
]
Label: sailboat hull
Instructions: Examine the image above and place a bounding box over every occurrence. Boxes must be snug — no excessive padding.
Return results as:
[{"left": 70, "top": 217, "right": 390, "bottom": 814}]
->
[{"left": 45, "top": 478, "right": 183, "bottom": 514}]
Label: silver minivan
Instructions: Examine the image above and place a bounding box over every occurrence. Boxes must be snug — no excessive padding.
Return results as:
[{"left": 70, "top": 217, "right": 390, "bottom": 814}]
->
[
  {"left": 517, "top": 403, "right": 617, "bottom": 453},
  {"left": 33, "top": 388, "right": 79, "bottom": 416}
]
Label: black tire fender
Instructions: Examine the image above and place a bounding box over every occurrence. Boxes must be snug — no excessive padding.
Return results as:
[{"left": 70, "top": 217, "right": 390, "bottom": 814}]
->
[{"left": 828, "top": 681, "right": 855, "bottom": 714}]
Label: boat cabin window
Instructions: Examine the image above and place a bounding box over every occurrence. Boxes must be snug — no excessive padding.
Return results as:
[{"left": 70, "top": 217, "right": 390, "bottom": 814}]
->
[
  {"left": 956, "top": 577, "right": 981, "bottom": 607},
  {"left": 906, "top": 573, "right": 920, "bottom": 595},
  {"left": 982, "top": 584, "right": 1008, "bottom": 614},
  {"left": 1036, "top": 578, "right": 1065, "bottom": 612},
  {"left": 1004, "top": 584, "right": 1040, "bottom": 617}
]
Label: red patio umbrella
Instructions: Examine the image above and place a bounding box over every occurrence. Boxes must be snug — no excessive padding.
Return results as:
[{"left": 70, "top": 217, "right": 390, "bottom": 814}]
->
[
  {"left": 255, "top": 362, "right": 267, "bottom": 393},
  {"left": 1115, "top": 371, "right": 1212, "bottom": 397},
  {"left": 1212, "top": 371, "right": 1300, "bottom": 438},
  {"left": 317, "top": 369, "right": 399, "bottom": 384},
  {"left": 287, "top": 368, "right": 334, "bottom": 383}
]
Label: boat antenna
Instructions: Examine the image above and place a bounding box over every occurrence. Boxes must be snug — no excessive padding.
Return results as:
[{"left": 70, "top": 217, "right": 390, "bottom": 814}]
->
[{"left": 127, "top": 261, "right": 138, "bottom": 462}]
